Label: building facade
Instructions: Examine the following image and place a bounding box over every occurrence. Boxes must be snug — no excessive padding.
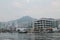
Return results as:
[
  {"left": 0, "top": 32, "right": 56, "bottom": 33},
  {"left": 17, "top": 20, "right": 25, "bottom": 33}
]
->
[
  {"left": 57, "top": 19, "right": 60, "bottom": 28},
  {"left": 33, "top": 18, "right": 58, "bottom": 31}
]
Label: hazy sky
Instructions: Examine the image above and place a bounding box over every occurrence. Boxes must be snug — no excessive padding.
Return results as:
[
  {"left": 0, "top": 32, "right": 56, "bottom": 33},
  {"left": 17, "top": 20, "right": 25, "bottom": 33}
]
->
[{"left": 0, "top": 0, "right": 60, "bottom": 22}]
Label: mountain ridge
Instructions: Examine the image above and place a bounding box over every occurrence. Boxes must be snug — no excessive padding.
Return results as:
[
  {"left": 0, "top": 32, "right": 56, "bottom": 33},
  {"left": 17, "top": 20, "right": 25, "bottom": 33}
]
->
[{"left": 0, "top": 16, "right": 37, "bottom": 28}]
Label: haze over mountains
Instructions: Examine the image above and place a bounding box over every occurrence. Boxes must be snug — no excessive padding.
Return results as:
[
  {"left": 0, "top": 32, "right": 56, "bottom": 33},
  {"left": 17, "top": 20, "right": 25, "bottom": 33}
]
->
[{"left": 0, "top": 16, "right": 37, "bottom": 29}]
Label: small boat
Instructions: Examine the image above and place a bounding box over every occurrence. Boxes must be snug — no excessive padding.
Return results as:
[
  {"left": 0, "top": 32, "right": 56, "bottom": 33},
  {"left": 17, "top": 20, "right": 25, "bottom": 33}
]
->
[{"left": 18, "top": 31, "right": 27, "bottom": 33}]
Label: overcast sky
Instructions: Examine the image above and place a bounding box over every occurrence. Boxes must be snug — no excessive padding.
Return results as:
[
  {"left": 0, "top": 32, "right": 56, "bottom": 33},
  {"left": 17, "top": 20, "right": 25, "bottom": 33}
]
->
[{"left": 0, "top": 0, "right": 60, "bottom": 22}]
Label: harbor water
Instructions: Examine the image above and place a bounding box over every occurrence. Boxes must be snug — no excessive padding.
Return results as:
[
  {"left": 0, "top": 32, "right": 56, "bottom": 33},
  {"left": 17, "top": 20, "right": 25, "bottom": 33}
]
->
[{"left": 0, "top": 33, "right": 60, "bottom": 40}]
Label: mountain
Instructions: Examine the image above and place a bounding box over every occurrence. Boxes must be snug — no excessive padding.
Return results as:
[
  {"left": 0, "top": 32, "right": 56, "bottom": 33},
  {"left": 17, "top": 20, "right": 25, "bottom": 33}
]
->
[
  {"left": 17, "top": 16, "right": 36, "bottom": 23},
  {"left": 0, "top": 16, "right": 37, "bottom": 29}
]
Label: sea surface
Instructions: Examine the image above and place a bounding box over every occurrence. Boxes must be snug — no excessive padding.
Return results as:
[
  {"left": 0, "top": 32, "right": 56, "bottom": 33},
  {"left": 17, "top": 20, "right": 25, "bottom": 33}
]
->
[{"left": 0, "top": 33, "right": 60, "bottom": 40}]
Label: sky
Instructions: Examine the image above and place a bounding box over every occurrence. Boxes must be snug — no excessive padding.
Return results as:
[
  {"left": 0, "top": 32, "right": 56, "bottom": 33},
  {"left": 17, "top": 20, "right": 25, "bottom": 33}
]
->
[{"left": 0, "top": 0, "right": 60, "bottom": 22}]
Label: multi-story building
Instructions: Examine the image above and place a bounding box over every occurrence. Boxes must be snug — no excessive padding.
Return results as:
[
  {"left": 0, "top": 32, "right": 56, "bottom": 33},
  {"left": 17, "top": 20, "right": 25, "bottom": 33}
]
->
[{"left": 33, "top": 18, "right": 58, "bottom": 31}]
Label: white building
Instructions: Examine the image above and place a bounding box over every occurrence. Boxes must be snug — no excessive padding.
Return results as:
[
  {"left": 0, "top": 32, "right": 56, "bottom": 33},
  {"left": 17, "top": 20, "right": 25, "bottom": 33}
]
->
[{"left": 33, "top": 18, "right": 58, "bottom": 31}]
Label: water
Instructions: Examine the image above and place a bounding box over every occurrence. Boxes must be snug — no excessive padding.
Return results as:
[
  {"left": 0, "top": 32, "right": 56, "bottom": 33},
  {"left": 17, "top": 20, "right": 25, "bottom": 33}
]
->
[{"left": 0, "top": 33, "right": 60, "bottom": 40}]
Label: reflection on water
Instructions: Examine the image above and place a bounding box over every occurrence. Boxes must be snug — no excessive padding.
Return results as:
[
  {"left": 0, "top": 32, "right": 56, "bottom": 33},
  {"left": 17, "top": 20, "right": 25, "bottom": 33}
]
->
[{"left": 0, "top": 33, "right": 60, "bottom": 40}]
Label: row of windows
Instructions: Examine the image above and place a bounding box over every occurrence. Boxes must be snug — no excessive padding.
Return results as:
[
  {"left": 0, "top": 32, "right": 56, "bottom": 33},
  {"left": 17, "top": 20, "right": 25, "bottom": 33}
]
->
[
  {"left": 34, "top": 23, "right": 53, "bottom": 25},
  {"left": 36, "top": 20, "right": 53, "bottom": 22},
  {"left": 34, "top": 22, "right": 53, "bottom": 24},
  {"left": 34, "top": 25, "right": 53, "bottom": 26},
  {"left": 34, "top": 20, "right": 58, "bottom": 27}
]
